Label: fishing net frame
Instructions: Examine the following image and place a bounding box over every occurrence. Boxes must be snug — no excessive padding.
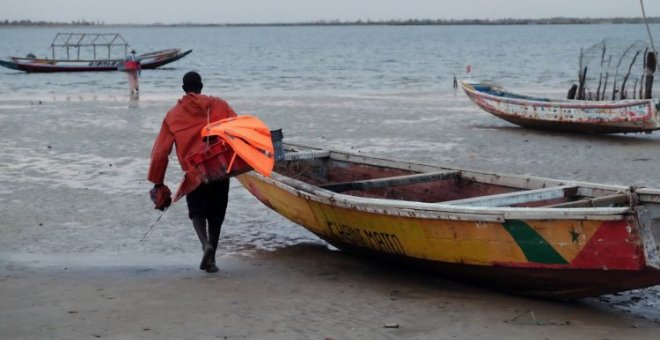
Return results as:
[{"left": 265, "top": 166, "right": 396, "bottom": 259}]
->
[{"left": 576, "top": 39, "right": 659, "bottom": 101}]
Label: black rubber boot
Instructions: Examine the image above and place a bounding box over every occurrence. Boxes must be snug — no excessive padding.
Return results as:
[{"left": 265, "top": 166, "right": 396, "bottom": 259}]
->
[
  {"left": 206, "top": 220, "right": 221, "bottom": 273},
  {"left": 192, "top": 217, "right": 213, "bottom": 270}
]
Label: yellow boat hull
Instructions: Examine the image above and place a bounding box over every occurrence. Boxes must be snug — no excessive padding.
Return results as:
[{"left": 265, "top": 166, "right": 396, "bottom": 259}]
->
[{"left": 236, "top": 143, "right": 660, "bottom": 298}]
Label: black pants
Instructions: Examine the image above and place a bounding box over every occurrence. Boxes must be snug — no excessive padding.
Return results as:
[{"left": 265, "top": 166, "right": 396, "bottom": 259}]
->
[{"left": 185, "top": 179, "right": 230, "bottom": 220}]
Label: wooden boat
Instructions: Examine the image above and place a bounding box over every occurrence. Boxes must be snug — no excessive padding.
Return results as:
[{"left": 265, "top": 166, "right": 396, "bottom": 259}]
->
[
  {"left": 0, "top": 49, "right": 192, "bottom": 73},
  {"left": 237, "top": 142, "right": 660, "bottom": 299},
  {"left": 0, "top": 33, "right": 192, "bottom": 73},
  {"left": 461, "top": 81, "right": 660, "bottom": 134}
]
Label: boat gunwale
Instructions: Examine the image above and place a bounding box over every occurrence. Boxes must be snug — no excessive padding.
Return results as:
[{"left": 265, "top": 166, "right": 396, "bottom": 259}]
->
[
  {"left": 289, "top": 142, "right": 632, "bottom": 193},
  {"left": 461, "top": 81, "right": 656, "bottom": 109},
  {"left": 326, "top": 149, "right": 631, "bottom": 194},
  {"left": 7, "top": 49, "right": 182, "bottom": 64},
  {"left": 637, "top": 188, "right": 660, "bottom": 204},
  {"left": 247, "top": 143, "right": 635, "bottom": 221},
  {"left": 252, "top": 172, "right": 627, "bottom": 221}
]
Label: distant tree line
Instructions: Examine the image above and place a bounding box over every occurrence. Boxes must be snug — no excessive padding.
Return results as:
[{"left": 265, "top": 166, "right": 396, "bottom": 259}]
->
[
  {"left": 223, "top": 17, "right": 660, "bottom": 26},
  {"left": 1, "top": 19, "right": 103, "bottom": 26},
  {"left": 1, "top": 17, "right": 659, "bottom": 27}
]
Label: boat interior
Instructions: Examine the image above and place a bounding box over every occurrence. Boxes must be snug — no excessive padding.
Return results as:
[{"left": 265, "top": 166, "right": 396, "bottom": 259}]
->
[
  {"left": 275, "top": 145, "right": 631, "bottom": 209},
  {"left": 468, "top": 83, "right": 551, "bottom": 102}
]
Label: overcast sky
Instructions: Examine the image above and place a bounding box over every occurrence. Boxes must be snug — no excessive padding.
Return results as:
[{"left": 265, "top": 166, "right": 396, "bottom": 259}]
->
[{"left": 3, "top": 0, "right": 660, "bottom": 24}]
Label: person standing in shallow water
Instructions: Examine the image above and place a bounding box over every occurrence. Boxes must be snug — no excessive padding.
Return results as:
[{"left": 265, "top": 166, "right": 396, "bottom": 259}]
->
[
  {"left": 147, "top": 71, "right": 238, "bottom": 273},
  {"left": 123, "top": 49, "right": 141, "bottom": 95}
]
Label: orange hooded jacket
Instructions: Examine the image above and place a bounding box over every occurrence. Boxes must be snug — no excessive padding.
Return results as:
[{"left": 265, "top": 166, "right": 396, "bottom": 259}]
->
[{"left": 148, "top": 93, "right": 237, "bottom": 202}]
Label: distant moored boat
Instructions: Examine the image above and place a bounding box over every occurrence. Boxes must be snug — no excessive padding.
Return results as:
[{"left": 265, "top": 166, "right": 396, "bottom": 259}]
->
[
  {"left": 461, "top": 81, "right": 660, "bottom": 134},
  {"left": 0, "top": 33, "right": 192, "bottom": 73}
]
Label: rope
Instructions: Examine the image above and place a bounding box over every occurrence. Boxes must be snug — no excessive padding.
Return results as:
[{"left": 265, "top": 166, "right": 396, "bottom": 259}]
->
[
  {"left": 227, "top": 152, "right": 237, "bottom": 173},
  {"left": 640, "top": 0, "right": 657, "bottom": 55},
  {"left": 140, "top": 208, "right": 168, "bottom": 242},
  {"left": 205, "top": 107, "right": 211, "bottom": 148}
]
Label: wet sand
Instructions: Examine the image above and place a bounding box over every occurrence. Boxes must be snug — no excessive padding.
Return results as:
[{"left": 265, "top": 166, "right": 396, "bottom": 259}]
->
[
  {"left": 3, "top": 246, "right": 660, "bottom": 339},
  {"left": 2, "top": 92, "right": 660, "bottom": 339}
]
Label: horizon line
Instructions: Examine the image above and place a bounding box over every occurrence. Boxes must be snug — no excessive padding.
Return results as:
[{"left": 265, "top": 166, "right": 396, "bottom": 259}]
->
[{"left": 2, "top": 16, "right": 660, "bottom": 27}]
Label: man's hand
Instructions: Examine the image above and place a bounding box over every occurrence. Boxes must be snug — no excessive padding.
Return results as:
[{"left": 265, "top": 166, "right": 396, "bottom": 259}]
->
[{"left": 149, "top": 184, "right": 172, "bottom": 211}]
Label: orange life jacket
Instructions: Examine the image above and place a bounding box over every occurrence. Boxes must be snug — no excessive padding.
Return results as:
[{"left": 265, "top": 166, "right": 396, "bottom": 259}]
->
[{"left": 199, "top": 115, "right": 275, "bottom": 178}]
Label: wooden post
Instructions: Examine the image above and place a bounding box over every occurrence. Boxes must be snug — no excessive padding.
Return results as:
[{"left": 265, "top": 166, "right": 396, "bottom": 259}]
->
[
  {"left": 596, "top": 44, "right": 606, "bottom": 100},
  {"left": 577, "top": 66, "right": 587, "bottom": 100},
  {"left": 644, "top": 52, "right": 656, "bottom": 99},
  {"left": 621, "top": 50, "right": 641, "bottom": 100},
  {"left": 640, "top": 48, "right": 648, "bottom": 99},
  {"left": 567, "top": 84, "right": 578, "bottom": 99}
]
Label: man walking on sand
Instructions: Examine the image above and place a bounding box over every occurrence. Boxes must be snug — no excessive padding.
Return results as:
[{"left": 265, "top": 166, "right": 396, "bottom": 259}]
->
[{"left": 147, "top": 71, "right": 237, "bottom": 273}]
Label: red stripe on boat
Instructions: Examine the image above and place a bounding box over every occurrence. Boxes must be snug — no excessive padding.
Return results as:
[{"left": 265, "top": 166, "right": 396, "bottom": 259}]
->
[{"left": 570, "top": 220, "right": 644, "bottom": 270}]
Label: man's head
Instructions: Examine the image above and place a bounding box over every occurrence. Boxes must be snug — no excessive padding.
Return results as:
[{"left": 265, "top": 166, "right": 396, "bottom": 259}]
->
[{"left": 182, "top": 71, "right": 203, "bottom": 94}]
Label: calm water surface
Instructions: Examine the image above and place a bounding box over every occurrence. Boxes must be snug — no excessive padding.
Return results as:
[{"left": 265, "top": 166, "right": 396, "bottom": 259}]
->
[{"left": 1, "top": 24, "right": 659, "bottom": 97}]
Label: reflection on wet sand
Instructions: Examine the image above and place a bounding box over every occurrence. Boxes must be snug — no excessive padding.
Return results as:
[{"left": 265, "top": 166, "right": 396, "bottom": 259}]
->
[{"left": 129, "top": 92, "right": 139, "bottom": 108}]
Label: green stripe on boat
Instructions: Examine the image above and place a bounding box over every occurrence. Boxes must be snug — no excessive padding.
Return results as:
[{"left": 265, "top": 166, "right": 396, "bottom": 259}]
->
[{"left": 503, "top": 220, "right": 568, "bottom": 264}]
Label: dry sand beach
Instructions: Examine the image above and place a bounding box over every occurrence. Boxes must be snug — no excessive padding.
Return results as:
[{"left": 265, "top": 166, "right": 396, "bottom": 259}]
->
[{"left": 2, "top": 91, "right": 660, "bottom": 339}]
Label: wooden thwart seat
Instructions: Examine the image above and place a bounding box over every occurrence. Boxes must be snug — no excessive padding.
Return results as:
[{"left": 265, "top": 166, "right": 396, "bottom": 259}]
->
[
  {"left": 442, "top": 185, "right": 579, "bottom": 207},
  {"left": 284, "top": 150, "right": 331, "bottom": 161},
  {"left": 544, "top": 193, "right": 629, "bottom": 208},
  {"left": 320, "top": 170, "right": 460, "bottom": 193}
]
